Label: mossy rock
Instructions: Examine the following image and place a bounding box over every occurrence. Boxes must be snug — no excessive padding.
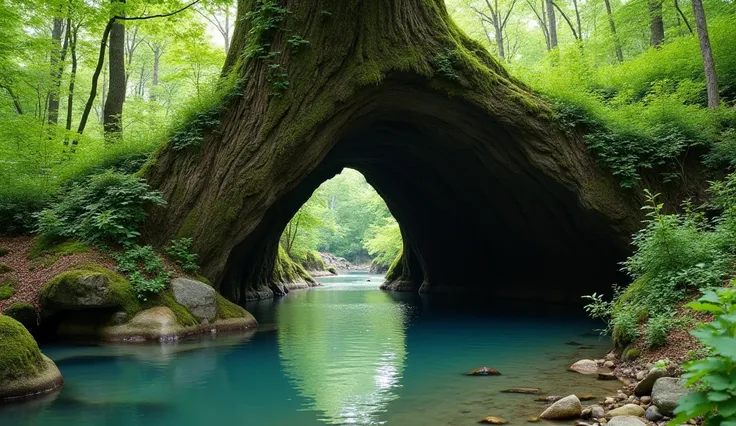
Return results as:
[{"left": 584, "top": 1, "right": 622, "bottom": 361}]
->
[
  {"left": 0, "top": 263, "right": 13, "bottom": 274},
  {"left": 3, "top": 302, "right": 39, "bottom": 332},
  {"left": 0, "top": 278, "right": 18, "bottom": 300},
  {"left": 273, "top": 246, "right": 315, "bottom": 285},
  {"left": 623, "top": 348, "right": 641, "bottom": 361},
  {"left": 40, "top": 265, "right": 141, "bottom": 317},
  {"left": 216, "top": 293, "right": 249, "bottom": 320},
  {"left": 0, "top": 315, "right": 63, "bottom": 401}
]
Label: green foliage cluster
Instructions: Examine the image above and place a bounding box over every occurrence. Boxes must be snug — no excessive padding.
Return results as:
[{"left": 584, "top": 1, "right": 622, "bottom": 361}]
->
[
  {"left": 520, "top": 17, "right": 736, "bottom": 187},
  {"left": 584, "top": 176, "right": 736, "bottom": 348},
  {"left": 433, "top": 48, "right": 460, "bottom": 81},
  {"left": 168, "top": 72, "right": 242, "bottom": 152},
  {"left": 36, "top": 170, "right": 165, "bottom": 247},
  {"left": 0, "top": 315, "right": 45, "bottom": 381},
  {"left": 114, "top": 245, "right": 170, "bottom": 300},
  {"left": 164, "top": 238, "right": 199, "bottom": 273},
  {"left": 0, "top": 278, "right": 18, "bottom": 300},
  {"left": 670, "top": 288, "right": 736, "bottom": 426},
  {"left": 281, "top": 169, "right": 403, "bottom": 268}
]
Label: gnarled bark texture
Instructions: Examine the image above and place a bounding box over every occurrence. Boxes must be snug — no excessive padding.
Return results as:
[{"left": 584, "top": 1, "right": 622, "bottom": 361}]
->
[{"left": 143, "top": 0, "right": 642, "bottom": 304}]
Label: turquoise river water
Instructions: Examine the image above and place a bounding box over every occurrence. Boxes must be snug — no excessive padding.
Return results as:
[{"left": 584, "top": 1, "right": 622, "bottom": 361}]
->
[{"left": 0, "top": 271, "right": 620, "bottom": 426}]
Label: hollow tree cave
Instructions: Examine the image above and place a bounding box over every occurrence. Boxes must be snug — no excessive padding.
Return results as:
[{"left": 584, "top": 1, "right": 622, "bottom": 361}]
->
[{"left": 142, "top": 0, "right": 643, "bottom": 305}]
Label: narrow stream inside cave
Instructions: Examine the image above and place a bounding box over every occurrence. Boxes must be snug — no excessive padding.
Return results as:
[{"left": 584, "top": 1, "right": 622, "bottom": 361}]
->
[{"left": 0, "top": 272, "right": 621, "bottom": 426}]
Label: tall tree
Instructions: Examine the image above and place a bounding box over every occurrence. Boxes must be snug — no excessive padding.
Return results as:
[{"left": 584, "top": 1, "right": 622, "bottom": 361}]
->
[
  {"left": 103, "top": 0, "right": 126, "bottom": 142},
  {"left": 47, "top": 9, "right": 67, "bottom": 124},
  {"left": 603, "top": 0, "right": 623, "bottom": 62},
  {"left": 546, "top": 0, "right": 558, "bottom": 48},
  {"left": 649, "top": 0, "right": 665, "bottom": 47},
  {"left": 471, "top": 0, "right": 519, "bottom": 61},
  {"left": 691, "top": 0, "right": 719, "bottom": 108},
  {"left": 527, "top": 0, "right": 551, "bottom": 50}
]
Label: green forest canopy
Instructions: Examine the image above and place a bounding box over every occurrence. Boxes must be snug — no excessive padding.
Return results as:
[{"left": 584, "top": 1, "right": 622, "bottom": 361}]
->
[{"left": 0, "top": 0, "right": 735, "bottom": 266}]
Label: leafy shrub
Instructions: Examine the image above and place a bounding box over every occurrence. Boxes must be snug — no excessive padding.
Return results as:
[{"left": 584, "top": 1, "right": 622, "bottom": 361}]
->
[
  {"left": 114, "top": 245, "right": 170, "bottom": 300},
  {"left": 36, "top": 171, "right": 165, "bottom": 247},
  {"left": 670, "top": 288, "right": 736, "bottom": 426},
  {"left": 612, "top": 307, "right": 641, "bottom": 347},
  {"left": 646, "top": 312, "right": 674, "bottom": 348},
  {"left": 164, "top": 238, "right": 199, "bottom": 273}
]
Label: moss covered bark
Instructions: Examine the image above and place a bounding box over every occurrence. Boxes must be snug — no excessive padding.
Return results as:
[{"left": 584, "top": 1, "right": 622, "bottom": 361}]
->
[{"left": 143, "top": 0, "right": 642, "bottom": 304}]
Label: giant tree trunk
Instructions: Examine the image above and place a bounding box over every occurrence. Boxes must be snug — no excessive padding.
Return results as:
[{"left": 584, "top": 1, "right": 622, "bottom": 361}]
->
[
  {"left": 691, "top": 0, "right": 719, "bottom": 108},
  {"left": 649, "top": 0, "right": 665, "bottom": 47},
  {"left": 143, "top": 0, "right": 641, "bottom": 305},
  {"left": 103, "top": 0, "right": 126, "bottom": 142}
]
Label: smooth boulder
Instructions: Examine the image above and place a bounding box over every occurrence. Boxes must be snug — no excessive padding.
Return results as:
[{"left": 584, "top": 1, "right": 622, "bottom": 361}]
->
[
  {"left": 634, "top": 368, "right": 667, "bottom": 396},
  {"left": 651, "top": 377, "right": 688, "bottom": 416},
  {"left": 0, "top": 316, "right": 63, "bottom": 402},
  {"left": 606, "top": 404, "right": 645, "bottom": 418},
  {"left": 569, "top": 360, "right": 598, "bottom": 375},
  {"left": 645, "top": 405, "right": 664, "bottom": 422},
  {"left": 589, "top": 405, "right": 605, "bottom": 419},
  {"left": 607, "top": 416, "right": 646, "bottom": 426},
  {"left": 540, "top": 395, "right": 582, "bottom": 420},
  {"left": 39, "top": 267, "right": 137, "bottom": 315},
  {"left": 171, "top": 278, "right": 216, "bottom": 323}
]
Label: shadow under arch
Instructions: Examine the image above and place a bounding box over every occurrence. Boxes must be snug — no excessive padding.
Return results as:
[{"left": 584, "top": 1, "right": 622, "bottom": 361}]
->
[{"left": 215, "top": 75, "right": 633, "bottom": 304}]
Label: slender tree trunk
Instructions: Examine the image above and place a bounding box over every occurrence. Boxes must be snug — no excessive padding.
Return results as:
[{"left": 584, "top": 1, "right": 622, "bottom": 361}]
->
[
  {"left": 553, "top": 2, "right": 579, "bottom": 39},
  {"left": 603, "top": 0, "right": 623, "bottom": 62},
  {"left": 104, "top": 0, "right": 126, "bottom": 142},
  {"left": 65, "top": 22, "right": 79, "bottom": 145},
  {"left": 1, "top": 85, "right": 23, "bottom": 114},
  {"left": 224, "top": 9, "right": 230, "bottom": 53},
  {"left": 674, "top": 0, "right": 693, "bottom": 35},
  {"left": 494, "top": 20, "right": 506, "bottom": 60},
  {"left": 546, "top": 0, "right": 558, "bottom": 48},
  {"left": 649, "top": 0, "right": 665, "bottom": 47},
  {"left": 572, "top": 0, "right": 582, "bottom": 38},
  {"left": 691, "top": 0, "right": 719, "bottom": 108},
  {"left": 48, "top": 16, "right": 65, "bottom": 124}
]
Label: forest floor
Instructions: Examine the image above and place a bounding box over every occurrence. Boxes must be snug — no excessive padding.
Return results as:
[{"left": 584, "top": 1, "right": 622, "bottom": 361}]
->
[{"left": 0, "top": 236, "right": 115, "bottom": 311}]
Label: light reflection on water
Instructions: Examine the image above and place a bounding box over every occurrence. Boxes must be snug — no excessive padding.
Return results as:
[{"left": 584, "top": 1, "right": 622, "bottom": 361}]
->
[{"left": 0, "top": 270, "right": 621, "bottom": 426}]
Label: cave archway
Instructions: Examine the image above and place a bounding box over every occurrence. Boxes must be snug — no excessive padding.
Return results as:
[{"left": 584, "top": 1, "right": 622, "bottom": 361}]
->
[{"left": 141, "top": 1, "right": 642, "bottom": 305}]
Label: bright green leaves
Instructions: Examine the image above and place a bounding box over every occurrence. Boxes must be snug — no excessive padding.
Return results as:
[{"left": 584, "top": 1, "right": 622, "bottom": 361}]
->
[
  {"left": 36, "top": 170, "right": 165, "bottom": 247},
  {"left": 114, "top": 244, "right": 170, "bottom": 300},
  {"left": 670, "top": 288, "right": 736, "bottom": 426},
  {"left": 164, "top": 237, "right": 200, "bottom": 273}
]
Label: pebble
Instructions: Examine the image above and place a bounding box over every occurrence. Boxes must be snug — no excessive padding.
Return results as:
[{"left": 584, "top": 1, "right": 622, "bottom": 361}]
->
[
  {"left": 636, "top": 371, "right": 647, "bottom": 381},
  {"left": 605, "top": 397, "right": 616, "bottom": 405},
  {"left": 640, "top": 396, "right": 651, "bottom": 405},
  {"left": 604, "top": 361, "right": 615, "bottom": 368}
]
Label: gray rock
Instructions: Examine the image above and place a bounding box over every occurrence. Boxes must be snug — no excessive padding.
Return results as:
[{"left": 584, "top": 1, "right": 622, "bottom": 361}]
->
[
  {"left": 606, "top": 404, "right": 645, "bottom": 418},
  {"left": 540, "top": 395, "right": 582, "bottom": 420},
  {"left": 645, "top": 405, "right": 664, "bottom": 422},
  {"left": 171, "top": 278, "right": 216, "bottom": 323},
  {"left": 640, "top": 396, "right": 651, "bottom": 405},
  {"left": 607, "top": 416, "right": 646, "bottom": 426},
  {"left": 652, "top": 377, "right": 688, "bottom": 416},
  {"left": 590, "top": 405, "right": 605, "bottom": 419},
  {"left": 636, "top": 371, "right": 647, "bottom": 381},
  {"left": 634, "top": 368, "right": 667, "bottom": 396},
  {"left": 570, "top": 360, "right": 599, "bottom": 374}
]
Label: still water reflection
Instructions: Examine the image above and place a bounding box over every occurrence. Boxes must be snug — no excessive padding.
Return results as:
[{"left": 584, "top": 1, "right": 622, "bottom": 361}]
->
[{"left": 0, "top": 271, "right": 619, "bottom": 426}]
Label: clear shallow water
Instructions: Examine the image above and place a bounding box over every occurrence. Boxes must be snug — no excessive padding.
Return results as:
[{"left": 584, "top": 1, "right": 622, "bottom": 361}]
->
[{"left": 0, "top": 271, "right": 620, "bottom": 426}]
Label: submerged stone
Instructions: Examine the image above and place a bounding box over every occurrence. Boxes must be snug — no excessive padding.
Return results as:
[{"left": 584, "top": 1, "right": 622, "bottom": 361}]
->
[
  {"left": 570, "top": 359, "right": 599, "bottom": 374},
  {"left": 501, "top": 388, "right": 542, "bottom": 394},
  {"left": 480, "top": 416, "right": 507, "bottom": 424},
  {"left": 466, "top": 367, "right": 501, "bottom": 376}
]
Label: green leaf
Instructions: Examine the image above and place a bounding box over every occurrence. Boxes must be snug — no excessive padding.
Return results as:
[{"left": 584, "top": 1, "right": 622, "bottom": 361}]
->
[{"left": 707, "top": 391, "right": 732, "bottom": 402}]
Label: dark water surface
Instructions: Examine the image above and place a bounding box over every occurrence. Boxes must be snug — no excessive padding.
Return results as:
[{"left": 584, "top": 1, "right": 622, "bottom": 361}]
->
[{"left": 0, "top": 271, "right": 619, "bottom": 425}]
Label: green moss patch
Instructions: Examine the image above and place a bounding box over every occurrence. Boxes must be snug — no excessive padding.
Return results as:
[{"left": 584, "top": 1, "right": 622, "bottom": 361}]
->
[
  {"left": 273, "top": 246, "right": 314, "bottom": 284},
  {"left": 3, "top": 302, "right": 38, "bottom": 330},
  {"left": 0, "top": 246, "right": 8, "bottom": 257},
  {"left": 0, "top": 263, "right": 13, "bottom": 274},
  {"left": 144, "top": 290, "right": 198, "bottom": 327},
  {"left": 0, "top": 278, "right": 18, "bottom": 300},
  {"left": 40, "top": 265, "right": 141, "bottom": 317},
  {"left": 28, "top": 239, "right": 89, "bottom": 261},
  {"left": 0, "top": 315, "right": 45, "bottom": 381},
  {"left": 215, "top": 294, "right": 248, "bottom": 320}
]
